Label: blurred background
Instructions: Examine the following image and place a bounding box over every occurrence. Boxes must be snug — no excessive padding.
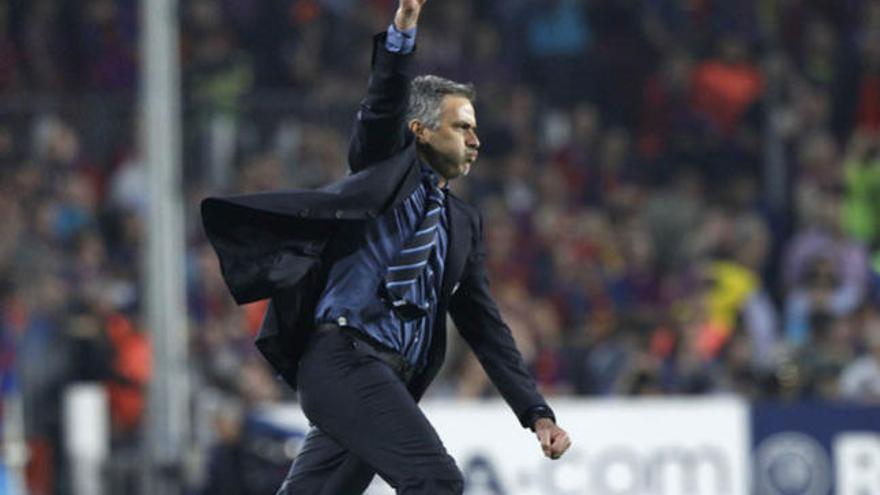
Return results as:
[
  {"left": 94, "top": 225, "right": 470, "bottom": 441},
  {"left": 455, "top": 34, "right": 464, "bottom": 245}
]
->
[{"left": 1, "top": 0, "right": 880, "bottom": 494}]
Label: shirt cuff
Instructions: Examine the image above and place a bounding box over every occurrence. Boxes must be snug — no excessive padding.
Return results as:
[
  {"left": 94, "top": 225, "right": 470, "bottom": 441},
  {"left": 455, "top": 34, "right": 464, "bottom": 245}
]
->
[
  {"left": 523, "top": 405, "right": 556, "bottom": 431},
  {"left": 385, "top": 23, "right": 417, "bottom": 54}
]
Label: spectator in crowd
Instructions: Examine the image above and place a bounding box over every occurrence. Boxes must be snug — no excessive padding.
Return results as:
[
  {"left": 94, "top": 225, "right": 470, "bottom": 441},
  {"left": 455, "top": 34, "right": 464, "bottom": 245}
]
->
[{"left": 839, "top": 306, "right": 880, "bottom": 403}]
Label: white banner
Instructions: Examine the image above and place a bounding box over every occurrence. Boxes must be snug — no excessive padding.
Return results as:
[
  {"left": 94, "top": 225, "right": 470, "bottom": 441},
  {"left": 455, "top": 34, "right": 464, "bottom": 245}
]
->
[
  {"left": 256, "top": 397, "right": 750, "bottom": 495},
  {"left": 424, "top": 398, "right": 750, "bottom": 495}
]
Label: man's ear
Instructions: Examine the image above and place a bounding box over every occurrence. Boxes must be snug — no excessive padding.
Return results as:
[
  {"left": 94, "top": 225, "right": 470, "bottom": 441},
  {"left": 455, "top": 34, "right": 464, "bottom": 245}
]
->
[{"left": 409, "top": 120, "right": 428, "bottom": 144}]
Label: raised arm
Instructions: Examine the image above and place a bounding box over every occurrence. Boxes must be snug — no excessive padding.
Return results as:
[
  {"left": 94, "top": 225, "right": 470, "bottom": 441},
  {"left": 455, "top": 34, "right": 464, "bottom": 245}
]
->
[{"left": 348, "top": 1, "right": 427, "bottom": 173}]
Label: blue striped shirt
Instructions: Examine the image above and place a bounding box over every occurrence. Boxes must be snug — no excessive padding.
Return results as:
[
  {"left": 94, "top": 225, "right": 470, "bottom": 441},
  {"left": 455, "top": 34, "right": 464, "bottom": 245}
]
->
[{"left": 314, "top": 165, "right": 448, "bottom": 371}]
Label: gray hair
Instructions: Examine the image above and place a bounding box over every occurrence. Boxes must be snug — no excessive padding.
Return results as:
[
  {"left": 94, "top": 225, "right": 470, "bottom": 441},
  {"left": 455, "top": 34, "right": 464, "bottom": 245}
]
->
[{"left": 407, "top": 75, "right": 476, "bottom": 129}]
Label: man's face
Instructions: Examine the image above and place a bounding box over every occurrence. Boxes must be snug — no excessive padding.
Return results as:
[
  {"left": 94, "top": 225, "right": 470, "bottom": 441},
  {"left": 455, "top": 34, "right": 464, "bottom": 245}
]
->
[{"left": 415, "top": 95, "right": 480, "bottom": 182}]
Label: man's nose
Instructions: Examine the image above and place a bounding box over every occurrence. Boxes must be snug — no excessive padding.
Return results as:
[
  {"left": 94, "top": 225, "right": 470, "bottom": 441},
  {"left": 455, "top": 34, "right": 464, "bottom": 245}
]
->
[{"left": 468, "top": 132, "right": 480, "bottom": 149}]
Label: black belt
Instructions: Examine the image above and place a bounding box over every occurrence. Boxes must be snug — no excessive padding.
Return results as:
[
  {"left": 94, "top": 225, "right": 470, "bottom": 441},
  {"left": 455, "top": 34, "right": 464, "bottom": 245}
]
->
[{"left": 316, "top": 323, "right": 417, "bottom": 384}]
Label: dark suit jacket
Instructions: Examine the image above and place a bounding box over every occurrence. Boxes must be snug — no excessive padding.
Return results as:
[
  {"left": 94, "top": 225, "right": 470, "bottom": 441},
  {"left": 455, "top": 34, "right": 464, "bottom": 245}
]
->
[{"left": 201, "top": 34, "right": 548, "bottom": 428}]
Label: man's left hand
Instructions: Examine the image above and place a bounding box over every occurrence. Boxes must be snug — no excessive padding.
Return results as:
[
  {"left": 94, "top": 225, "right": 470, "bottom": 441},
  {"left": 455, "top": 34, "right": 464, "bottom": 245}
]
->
[{"left": 534, "top": 418, "right": 571, "bottom": 460}]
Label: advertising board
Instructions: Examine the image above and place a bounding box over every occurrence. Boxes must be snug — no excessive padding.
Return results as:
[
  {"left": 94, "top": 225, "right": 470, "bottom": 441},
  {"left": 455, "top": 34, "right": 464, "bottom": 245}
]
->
[
  {"left": 424, "top": 398, "right": 750, "bottom": 495},
  {"left": 751, "top": 403, "right": 880, "bottom": 495},
  {"left": 254, "top": 398, "right": 751, "bottom": 495}
]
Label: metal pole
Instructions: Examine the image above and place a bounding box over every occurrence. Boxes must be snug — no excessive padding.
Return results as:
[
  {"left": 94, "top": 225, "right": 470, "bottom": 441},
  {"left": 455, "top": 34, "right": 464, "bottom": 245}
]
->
[{"left": 140, "top": 0, "right": 188, "bottom": 493}]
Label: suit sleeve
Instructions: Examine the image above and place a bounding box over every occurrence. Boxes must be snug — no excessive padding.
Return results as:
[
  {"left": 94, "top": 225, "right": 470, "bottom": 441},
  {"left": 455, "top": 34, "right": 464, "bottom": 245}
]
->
[
  {"left": 348, "top": 33, "right": 416, "bottom": 173},
  {"left": 448, "top": 212, "right": 553, "bottom": 429}
]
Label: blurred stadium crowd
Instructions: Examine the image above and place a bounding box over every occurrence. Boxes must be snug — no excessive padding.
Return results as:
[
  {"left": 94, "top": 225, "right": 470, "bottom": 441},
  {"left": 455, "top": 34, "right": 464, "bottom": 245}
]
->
[{"left": 2, "top": 0, "right": 880, "bottom": 493}]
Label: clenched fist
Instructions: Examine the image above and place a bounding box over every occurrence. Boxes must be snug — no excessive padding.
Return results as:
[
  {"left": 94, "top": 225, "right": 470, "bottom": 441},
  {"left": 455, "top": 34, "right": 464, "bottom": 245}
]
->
[
  {"left": 534, "top": 418, "right": 572, "bottom": 460},
  {"left": 394, "top": 0, "right": 427, "bottom": 31}
]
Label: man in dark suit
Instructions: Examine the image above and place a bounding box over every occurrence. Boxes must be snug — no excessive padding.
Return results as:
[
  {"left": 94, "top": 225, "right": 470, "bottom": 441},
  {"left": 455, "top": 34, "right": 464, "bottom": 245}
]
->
[{"left": 201, "top": 1, "right": 571, "bottom": 493}]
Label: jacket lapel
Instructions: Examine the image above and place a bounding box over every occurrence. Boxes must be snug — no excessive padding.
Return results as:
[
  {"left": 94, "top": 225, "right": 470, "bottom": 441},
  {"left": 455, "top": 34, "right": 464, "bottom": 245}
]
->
[{"left": 441, "top": 197, "right": 471, "bottom": 299}]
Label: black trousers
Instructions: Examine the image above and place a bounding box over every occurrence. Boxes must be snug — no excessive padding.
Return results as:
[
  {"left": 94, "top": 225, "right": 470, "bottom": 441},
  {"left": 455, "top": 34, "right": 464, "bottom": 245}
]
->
[{"left": 276, "top": 325, "right": 464, "bottom": 495}]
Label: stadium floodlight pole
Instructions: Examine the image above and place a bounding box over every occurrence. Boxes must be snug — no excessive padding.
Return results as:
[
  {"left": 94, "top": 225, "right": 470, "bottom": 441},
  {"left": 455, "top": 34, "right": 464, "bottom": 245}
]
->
[{"left": 140, "top": 0, "right": 189, "bottom": 493}]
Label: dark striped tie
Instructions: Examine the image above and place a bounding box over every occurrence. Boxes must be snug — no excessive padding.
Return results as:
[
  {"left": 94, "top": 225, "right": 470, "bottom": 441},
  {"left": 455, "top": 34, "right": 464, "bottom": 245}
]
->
[{"left": 384, "top": 184, "right": 445, "bottom": 320}]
